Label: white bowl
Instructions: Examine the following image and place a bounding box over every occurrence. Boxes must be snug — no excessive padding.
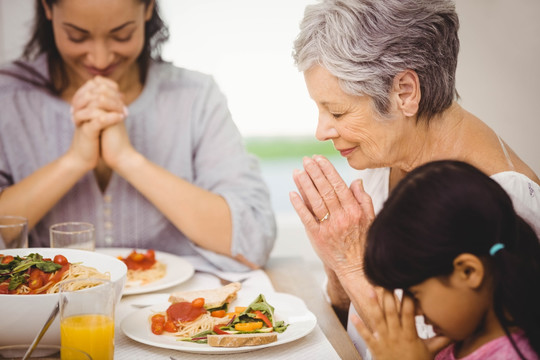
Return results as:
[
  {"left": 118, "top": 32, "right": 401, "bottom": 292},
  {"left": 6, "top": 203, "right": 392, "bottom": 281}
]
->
[{"left": 0, "top": 248, "right": 127, "bottom": 346}]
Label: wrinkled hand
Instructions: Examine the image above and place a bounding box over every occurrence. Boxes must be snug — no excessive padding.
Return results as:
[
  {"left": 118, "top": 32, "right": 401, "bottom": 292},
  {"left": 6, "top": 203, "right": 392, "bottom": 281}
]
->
[
  {"left": 69, "top": 76, "right": 128, "bottom": 170},
  {"left": 352, "top": 289, "right": 452, "bottom": 360},
  {"left": 289, "top": 155, "right": 375, "bottom": 278}
]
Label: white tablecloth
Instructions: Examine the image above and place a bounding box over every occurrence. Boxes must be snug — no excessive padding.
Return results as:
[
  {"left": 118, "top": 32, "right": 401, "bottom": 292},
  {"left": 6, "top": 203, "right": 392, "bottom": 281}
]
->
[{"left": 114, "top": 256, "right": 341, "bottom": 359}]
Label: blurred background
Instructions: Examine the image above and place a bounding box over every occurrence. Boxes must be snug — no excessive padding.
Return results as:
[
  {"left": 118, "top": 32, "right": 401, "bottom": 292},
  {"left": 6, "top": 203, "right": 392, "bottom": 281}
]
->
[{"left": 1, "top": 0, "right": 539, "bottom": 268}]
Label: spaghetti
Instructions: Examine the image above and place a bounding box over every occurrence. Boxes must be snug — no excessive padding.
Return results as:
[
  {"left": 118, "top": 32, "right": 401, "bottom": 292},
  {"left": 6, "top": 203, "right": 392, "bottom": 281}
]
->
[
  {"left": 170, "top": 313, "right": 228, "bottom": 338},
  {"left": 118, "top": 249, "right": 166, "bottom": 287},
  {"left": 150, "top": 297, "right": 229, "bottom": 337}
]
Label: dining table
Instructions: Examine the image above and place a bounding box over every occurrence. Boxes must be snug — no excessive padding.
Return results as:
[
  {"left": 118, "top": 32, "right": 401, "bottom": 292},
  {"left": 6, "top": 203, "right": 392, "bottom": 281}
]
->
[{"left": 114, "top": 255, "right": 362, "bottom": 359}]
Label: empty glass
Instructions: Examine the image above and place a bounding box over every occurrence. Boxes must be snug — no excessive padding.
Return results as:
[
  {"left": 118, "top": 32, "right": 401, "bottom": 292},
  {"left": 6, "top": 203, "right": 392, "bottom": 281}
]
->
[
  {"left": 0, "top": 216, "right": 28, "bottom": 249},
  {"left": 50, "top": 222, "right": 95, "bottom": 251}
]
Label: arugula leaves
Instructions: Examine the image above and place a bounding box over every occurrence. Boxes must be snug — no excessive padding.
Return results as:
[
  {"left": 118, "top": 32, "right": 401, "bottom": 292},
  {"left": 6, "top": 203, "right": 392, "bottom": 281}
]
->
[{"left": 0, "top": 253, "right": 62, "bottom": 291}]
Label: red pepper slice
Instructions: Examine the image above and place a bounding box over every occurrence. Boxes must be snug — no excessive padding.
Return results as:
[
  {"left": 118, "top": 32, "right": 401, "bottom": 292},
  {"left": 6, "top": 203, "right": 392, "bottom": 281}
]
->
[
  {"left": 213, "top": 325, "right": 229, "bottom": 335},
  {"left": 254, "top": 310, "right": 272, "bottom": 328}
]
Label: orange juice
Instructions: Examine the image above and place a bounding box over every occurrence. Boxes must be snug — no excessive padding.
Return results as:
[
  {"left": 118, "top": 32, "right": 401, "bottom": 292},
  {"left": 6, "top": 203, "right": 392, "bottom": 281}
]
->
[{"left": 61, "top": 314, "right": 114, "bottom": 360}]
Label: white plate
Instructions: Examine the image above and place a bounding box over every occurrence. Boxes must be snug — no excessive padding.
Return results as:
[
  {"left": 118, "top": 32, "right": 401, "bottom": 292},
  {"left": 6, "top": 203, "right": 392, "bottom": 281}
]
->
[
  {"left": 96, "top": 247, "right": 194, "bottom": 295},
  {"left": 120, "top": 291, "right": 317, "bottom": 354}
]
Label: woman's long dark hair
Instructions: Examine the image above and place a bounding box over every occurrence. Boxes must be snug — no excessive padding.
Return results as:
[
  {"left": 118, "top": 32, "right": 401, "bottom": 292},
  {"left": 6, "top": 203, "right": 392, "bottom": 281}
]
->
[
  {"left": 0, "top": 0, "right": 169, "bottom": 95},
  {"left": 364, "top": 160, "right": 540, "bottom": 358}
]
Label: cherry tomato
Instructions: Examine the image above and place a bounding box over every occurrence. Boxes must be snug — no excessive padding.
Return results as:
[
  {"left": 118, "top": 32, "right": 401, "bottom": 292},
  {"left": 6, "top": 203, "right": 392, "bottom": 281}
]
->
[
  {"left": 53, "top": 255, "right": 68, "bottom": 266},
  {"left": 28, "top": 277, "right": 43, "bottom": 290},
  {"left": 151, "top": 314, "right": 166, "bottom": 324},
  {"left": 191, "top": 298, "right": 205, "bottom": 308},
  {"left": 164, "top": 320, "right": 178, "bottom": 333},
  {"left": 210, "top": 310, "right": 226, "bottom": 318},
  {"left": 128, "top": 251, "right": 145, "bottom": 262},
  {"left": 151, "top": 321, "right": 164, "bottom": 335},
  {"left": 29, "top": 268, "right": 43, "bottom": 279},
  {"left": 145, "top": 249, "right": 156, "bottom": 261},
  {"left": 0, "top": 283, "right": 9, "bottom": 294}
]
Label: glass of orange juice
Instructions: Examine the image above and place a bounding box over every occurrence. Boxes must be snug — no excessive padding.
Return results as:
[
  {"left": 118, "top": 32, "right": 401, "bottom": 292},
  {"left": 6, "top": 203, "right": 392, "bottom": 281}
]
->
[{"left": 59, "top": 278, "right": 115, "bottom": 360}]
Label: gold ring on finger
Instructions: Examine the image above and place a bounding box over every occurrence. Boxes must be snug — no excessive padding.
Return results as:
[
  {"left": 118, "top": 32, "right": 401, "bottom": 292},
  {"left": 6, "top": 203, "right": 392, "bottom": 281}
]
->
[{"left": 319, "top": 212, "right": 330, "bottom": 223}]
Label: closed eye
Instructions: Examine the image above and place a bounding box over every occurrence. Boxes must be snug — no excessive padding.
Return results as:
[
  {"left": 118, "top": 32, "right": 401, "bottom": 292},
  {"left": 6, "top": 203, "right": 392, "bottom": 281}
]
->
[
  {"left": 113, "top": 35, "right": 133, "bottom": 42},
  {"left": 68, "top": 35, "right": 88, "bottom": 43}
]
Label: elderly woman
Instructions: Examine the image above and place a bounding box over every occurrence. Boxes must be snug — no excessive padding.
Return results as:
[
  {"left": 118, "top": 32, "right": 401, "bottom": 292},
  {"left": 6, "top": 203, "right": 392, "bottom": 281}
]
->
[{"left": 288, "top": 0, "right": 540, "bottom": 357}]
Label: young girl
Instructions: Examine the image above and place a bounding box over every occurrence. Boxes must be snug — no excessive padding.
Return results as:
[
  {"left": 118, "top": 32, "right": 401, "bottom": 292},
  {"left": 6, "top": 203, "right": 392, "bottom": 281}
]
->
[{"left": 354, "top": 160, "right": 540, "bottom": 359}]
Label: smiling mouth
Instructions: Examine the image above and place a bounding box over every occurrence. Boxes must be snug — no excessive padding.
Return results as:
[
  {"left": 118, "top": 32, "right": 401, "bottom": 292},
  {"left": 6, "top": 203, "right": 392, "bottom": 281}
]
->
[
  {"left": 86, "top": 63, "right": 118, "bottom": 76},
  {"left": 337, "top": 147, "right": 356, "bottom": 157}
]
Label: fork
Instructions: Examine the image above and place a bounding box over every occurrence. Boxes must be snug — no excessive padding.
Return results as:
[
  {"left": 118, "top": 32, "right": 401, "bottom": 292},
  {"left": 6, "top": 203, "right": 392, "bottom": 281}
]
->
[{"left": 195, "top": 270, "right": 249, "bottom": 285}]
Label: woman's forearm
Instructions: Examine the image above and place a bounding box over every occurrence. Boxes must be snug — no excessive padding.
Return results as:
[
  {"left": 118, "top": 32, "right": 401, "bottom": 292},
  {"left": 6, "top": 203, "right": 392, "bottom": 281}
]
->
[
  {"left": 338, "top": 269, "right": 380, "bottom": 331},
  {"left": 114, "top": 152, "right": 233, "bottom": 256},
  {"left": 326, "top": 266, "right": 352, "bottom": 311},
  {"left": 0, "top": 154, "right": 90, "bottom": 228}
]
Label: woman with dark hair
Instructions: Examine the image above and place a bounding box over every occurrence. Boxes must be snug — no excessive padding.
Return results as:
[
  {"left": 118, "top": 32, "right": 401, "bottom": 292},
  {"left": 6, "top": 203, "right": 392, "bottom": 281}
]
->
[
  {"left": 0, "top": 0, "right": 276, "bottom": 271},
  {"left": 288, "top": 0, "right": 540, "bottom": 356},
  {"left": 355, "top": 160, "right": 540, "bottom": 359}
]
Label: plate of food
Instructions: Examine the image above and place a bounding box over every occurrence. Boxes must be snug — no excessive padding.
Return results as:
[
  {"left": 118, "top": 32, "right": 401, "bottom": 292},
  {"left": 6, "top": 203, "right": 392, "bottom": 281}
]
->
[
  {"left": 120, "top": 283, "right": 317, "bottom": 354},
  {"left": 96, "top": 248, "right": 194, "bottom": 295}
]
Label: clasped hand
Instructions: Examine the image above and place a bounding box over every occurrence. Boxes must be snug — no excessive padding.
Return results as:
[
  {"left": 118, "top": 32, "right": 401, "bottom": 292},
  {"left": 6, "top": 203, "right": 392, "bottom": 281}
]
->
[
  {"left": 69, "top": 76, "right": 134, "bottom": 171},
  {"left": 289, "top": 155, "right": 375, "bottom": 278}
]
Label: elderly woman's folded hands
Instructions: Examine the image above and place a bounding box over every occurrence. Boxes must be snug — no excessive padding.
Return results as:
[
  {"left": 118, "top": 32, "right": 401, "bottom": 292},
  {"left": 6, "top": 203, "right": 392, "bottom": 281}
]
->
[{"left": 290, "top": 155, "right": 374, "bottom": 277}]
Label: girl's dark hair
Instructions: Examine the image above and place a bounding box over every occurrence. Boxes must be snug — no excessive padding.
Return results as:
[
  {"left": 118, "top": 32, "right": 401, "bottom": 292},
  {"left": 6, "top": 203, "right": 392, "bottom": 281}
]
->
[
  {"left": 364, "top": 160, "right": 540, "bottom": 358},
  {"left": 1, "top": 0, "right": 169, "bottom": 95}
]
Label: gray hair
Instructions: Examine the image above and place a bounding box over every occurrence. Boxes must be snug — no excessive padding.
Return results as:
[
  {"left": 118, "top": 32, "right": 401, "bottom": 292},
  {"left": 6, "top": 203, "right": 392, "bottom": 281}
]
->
[{"left": 293, "top": 0, "right": 460, "bottom": 122}]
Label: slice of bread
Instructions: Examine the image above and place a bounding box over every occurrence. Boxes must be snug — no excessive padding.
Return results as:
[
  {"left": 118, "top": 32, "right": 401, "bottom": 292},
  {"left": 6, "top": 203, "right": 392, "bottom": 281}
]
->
[{"left": 207, "top": 333, "right": 278, "bottom": 347}]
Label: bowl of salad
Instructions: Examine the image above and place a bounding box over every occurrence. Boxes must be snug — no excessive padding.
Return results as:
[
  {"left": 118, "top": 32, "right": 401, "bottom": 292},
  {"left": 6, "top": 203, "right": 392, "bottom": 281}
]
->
[{"left": 0, "top": 248, "right": 127, "bottom": 346}]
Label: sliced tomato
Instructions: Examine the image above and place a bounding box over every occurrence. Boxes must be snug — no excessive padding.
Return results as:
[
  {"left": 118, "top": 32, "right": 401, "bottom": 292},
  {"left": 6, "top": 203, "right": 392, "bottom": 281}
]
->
[
  {"left": 49, "top": 264, "right": 70, "bottom": 285},
  {"left": 0, "top": 283, "right": 9, "bottom": 294},
  {"left": 1, "top": 255, "right": 14, "bottom": 264},
  {"left": 166, "top": 302, "right": 206, "bottom": 322}
]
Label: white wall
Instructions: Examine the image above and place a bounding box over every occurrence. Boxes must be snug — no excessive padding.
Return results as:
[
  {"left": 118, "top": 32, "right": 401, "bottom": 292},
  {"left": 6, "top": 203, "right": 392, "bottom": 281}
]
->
[
  {"left": 455, "top": 0, "right": 540, "bottom": 176},
  {"left": 0, "top": 0, "right": 33, "bottom": 64}
]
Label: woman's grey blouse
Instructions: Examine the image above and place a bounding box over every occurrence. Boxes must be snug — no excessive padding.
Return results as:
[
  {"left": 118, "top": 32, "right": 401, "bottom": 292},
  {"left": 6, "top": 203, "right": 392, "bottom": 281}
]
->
[{"left": 0, "top": 57, "right": 276, "bottom": 271}]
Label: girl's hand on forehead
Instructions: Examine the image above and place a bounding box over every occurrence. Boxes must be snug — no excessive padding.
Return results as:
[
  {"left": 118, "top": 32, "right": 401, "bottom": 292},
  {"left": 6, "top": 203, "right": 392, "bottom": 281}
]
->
[{"left": 352, "top": 289, "right": 451, "bottom": 360}]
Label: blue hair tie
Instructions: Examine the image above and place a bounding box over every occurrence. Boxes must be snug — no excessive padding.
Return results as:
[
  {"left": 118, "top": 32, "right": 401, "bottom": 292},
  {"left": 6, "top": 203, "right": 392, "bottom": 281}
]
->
[{"left": 489, "top": 243, "right": 505, "bottom": 256}]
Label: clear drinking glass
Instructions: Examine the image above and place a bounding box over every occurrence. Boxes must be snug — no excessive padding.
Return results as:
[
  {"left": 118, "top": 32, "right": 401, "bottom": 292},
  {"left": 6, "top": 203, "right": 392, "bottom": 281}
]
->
[
  {"left": 50, "top": 222, "right": 95, "bottom": 251},
  {"left": 59, "top": 278, "right": 115, "bottom": 360},
  {"left": 0, "top": 216, "right": 28, "bottom": 249}
]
